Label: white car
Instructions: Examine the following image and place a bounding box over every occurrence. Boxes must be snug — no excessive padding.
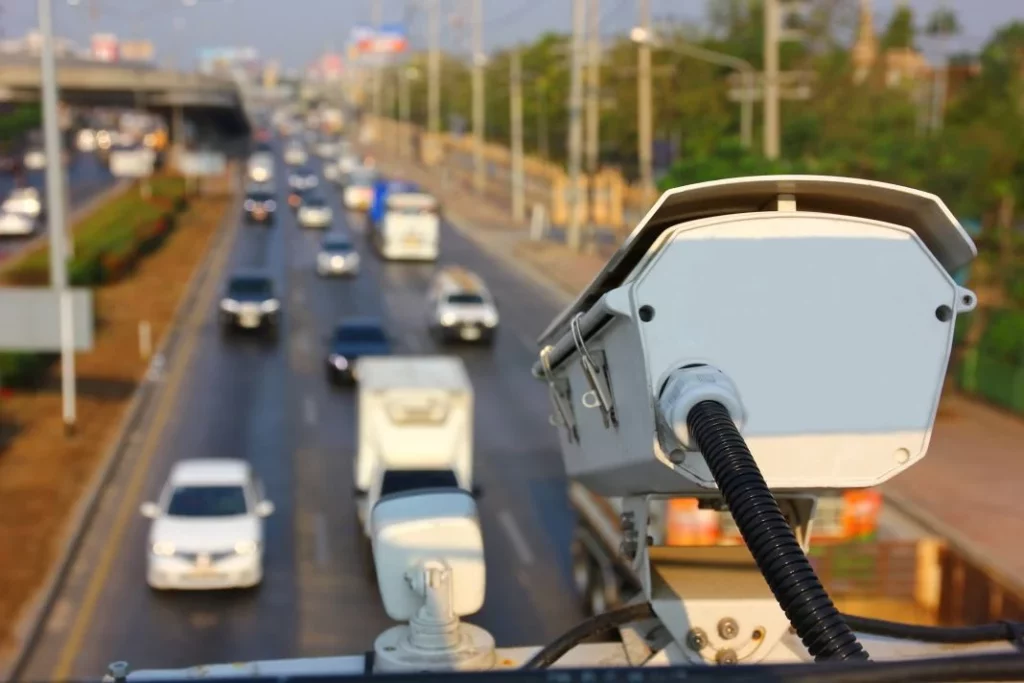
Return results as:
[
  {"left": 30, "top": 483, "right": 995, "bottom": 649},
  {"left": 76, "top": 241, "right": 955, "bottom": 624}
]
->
[
  {"left": 284, "top": 143, "right": 308, "bottom": 166},
  {"left": 2, "top": 187, "right": 42, "bottom": 219},
  {"left": 140, "top": 459, "right": 274, "bottom": 591},
  {"left": 298, "top": 199, "right": 332, "bottom": 228},
  {"left": 323, "top": 161, "right": 340, "bottom": 182},
  {"left": 0, "top": 211, "right": 35, "bottom": 236},
  {"left": 23, "top": 149, "right": 46, "bottom": 170}
]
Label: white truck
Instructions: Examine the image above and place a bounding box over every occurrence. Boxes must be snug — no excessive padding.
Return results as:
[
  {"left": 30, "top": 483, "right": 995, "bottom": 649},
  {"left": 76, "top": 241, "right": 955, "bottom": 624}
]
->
[{"left": 353, "top": 356, "right": 475, "bottom": 537}]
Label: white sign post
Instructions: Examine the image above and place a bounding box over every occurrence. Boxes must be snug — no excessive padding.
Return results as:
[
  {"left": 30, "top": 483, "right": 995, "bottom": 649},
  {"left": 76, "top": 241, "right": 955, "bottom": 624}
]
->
[{"left": 109, "top": 148, "right": 156, "bottom": 198}]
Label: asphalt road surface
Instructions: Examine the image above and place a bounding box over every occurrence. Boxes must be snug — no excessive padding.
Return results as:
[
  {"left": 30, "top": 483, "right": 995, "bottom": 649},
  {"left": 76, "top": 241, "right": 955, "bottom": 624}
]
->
[
  {"left": 19, "top": 142, "right": 586, "bottom": 681},
  {"left": 0, "top": 150, "right": 116, "bottom": 261}
]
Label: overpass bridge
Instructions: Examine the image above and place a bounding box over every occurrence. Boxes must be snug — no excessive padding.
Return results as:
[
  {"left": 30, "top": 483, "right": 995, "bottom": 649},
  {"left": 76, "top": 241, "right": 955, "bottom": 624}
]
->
[{"left": 0, "top": 55, "right": 250, "bottom": 139}]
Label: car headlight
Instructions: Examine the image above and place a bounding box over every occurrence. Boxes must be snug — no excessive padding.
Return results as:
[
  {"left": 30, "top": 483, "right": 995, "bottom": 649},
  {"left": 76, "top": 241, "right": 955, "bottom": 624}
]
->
[
  {"left": 152, "top": 541, "right": 175, "bottom": 557},
  {"left": 329, "top": 354, "right": 348, "bottom": 370},
  {"left": 265, "top": 200, "right": 276, "bottom": 211},
  {"left": 234, "top": 539, "right": 259, "bottom": 555},
  {"left": 261, "top": 299, "right": 280, "bottom": 312},
  {"left": 440, "top": 312, "right": 458, "bottom": 327},
  {"left": 244, "top": 199, "right": 255, "bottom": 211},
  {"left": 483, "top": 310, "right": 499, "bottom": 327},
  {"left": 220, "top": 298, "right": 240, "bottom": 312}
]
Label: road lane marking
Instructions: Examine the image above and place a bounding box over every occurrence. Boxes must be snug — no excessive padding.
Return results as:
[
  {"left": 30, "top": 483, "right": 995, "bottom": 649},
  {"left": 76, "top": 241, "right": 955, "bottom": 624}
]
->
[
  {"left": 498, "top": 510, "right": 535, "bottom": 566},
  {"left": 292, "top": 285, "right": 306, "bottom": 305},
  {"left": 304, "top": 396, "right": 318, "bottom": 425},
  {"left": 51, "top": 199, "right": 240, "bottom": 681},
  {"left": 313, "top": 513, "right": 331, "bottom": 567}
]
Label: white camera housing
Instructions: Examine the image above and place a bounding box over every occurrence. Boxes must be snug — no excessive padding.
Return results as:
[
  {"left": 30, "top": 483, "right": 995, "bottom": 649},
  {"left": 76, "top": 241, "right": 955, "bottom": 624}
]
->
[
  {"left": 534, "top": 176, "right": 977, "bottom": 497},
  {"left": 371, "top": 489, "right": 486, "bottom": 620}
]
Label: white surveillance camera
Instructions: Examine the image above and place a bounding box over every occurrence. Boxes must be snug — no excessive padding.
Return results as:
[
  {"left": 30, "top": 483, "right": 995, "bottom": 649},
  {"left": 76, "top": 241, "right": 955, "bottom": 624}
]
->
[
  {"left": 371, "top": 489, "right": 486, "bottom": 621},
  {"left": 533, "top": 175, "right": 977, "bottom": 497}
]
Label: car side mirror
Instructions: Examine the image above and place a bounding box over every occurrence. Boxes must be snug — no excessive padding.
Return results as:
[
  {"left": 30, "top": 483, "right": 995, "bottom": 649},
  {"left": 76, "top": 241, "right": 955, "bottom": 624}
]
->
[
  {"left": 140, "top": 502, "right": 160, "bottom": 518},
  {"left": 255, "top": 500, "right": 275, "bottom": 517},
  {"left": 471, "top": 484, "right": 484, "bottom": 499}
]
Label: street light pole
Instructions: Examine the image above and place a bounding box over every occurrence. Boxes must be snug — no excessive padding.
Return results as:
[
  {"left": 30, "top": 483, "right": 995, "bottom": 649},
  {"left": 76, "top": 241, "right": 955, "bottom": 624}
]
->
[
  {"left": 510, "top": 48, "right": 524, "bottom": 222},
  {"left": 764, "top": 0, "right": 781, "bottom": 160},
  {"left": 371, "top": 0, "right": 382, "bottom": 120},
  {"left": 637, "top": 0, "right": 653, "bottom": 195},
  {"left": 471, "top": 0, "right": 485, "bottom": 193},
  {"left": 566, "top": 0, "right": 586, "bottom": 252},
  {"left": 427, "top": 0, "right": 441, "bottom": 135},
  {"left": 585, "top": 0, "right": 600, "bottom": 173},
  {"left": 38, "top": 0, "right": 77, "bottom": 435}
]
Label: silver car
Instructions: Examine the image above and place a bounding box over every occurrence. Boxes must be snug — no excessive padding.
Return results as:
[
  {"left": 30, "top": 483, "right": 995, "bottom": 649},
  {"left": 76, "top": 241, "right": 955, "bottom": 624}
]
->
[{"left": 316, "top": 235, "right": 360, "bottom": 276}]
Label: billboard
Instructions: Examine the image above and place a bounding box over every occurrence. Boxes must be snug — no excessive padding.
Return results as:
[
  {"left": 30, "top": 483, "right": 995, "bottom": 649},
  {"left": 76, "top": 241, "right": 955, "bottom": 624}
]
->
[
  {"left": 0, "top": 289, "right": 94, "bottom": 352},
  {"left": 177, "top": 151, "right": 226, "bottom": 177},
  {"left": 350, "top": 24, "right": 407, "bottom": 55},
  {"left": 120, "top": 40, "right": 155, "bottom": 63},
  {"left": 321, "top": 53, "right": 343, "bottom": 80},
  {"left": 91, "top": 33, "right": 118, "bottom": 62}
]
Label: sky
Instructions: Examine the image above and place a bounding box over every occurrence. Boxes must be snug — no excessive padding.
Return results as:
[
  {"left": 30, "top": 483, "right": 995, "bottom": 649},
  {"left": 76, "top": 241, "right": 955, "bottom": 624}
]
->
[{"left": 2, "top": 0, "right": 1021, "bottom": 71}]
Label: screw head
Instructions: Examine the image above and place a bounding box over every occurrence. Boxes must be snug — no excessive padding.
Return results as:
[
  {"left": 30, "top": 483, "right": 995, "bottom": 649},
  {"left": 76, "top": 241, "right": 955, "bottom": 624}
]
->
[
  {"left": 686, "top": 628, "right": 708, "bottom": 651},
  {"left": 717, "top": 617, "right": 739, "bottom": 640},
  {"left": 716, "top": 649, "right": 738, "bottom": 665}
]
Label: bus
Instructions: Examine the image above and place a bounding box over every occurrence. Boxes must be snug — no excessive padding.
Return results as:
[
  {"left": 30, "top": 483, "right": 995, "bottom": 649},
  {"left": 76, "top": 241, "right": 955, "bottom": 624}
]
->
[{"left": 368, "top": 180, "right": 440, "bottom": 261}]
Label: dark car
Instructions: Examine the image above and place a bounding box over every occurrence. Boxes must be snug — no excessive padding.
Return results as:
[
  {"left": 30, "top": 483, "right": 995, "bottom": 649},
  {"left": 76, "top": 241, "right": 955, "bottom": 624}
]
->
[
  {"left": 325, "top": 318, "right": 391, "bottom": 384},
  {"left": 220, "top": 272, "right": 280, "bottom": 338},
  {"left": 244, "top": 190, "right": 277, "bottom": 224}
]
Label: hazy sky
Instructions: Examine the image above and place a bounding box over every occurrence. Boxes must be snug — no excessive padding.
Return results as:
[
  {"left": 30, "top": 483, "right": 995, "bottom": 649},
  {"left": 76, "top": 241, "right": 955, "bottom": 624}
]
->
[{"left": 3, "top": 0, "right": 1022, "bottom": 70}]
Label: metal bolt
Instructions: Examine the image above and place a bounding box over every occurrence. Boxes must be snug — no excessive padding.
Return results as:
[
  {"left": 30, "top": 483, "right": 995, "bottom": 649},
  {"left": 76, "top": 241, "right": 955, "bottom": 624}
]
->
[
  {"left": 686, "top": 628, "right": 708, "bottom": 651},
  {"left": 717, "top": 617, "right": 739, "bottom": 640},
  {"left": 716, "top": 649, "right": 738, "bottom": 665},
  {"left": 107, "top": 661, "right": 130, "bottom": 683}
]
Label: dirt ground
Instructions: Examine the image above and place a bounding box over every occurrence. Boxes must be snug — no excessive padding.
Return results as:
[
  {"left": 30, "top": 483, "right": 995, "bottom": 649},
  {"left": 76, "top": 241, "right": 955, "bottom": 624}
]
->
[{"left": 0, "top": 188, "right": 229, "bottom": 652}]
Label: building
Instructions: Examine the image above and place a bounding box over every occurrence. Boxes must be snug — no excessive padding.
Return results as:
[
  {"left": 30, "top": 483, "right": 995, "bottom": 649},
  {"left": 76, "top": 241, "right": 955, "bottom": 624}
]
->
[{"left": 851, "top": 0, "right": 931, "bottom": 87}]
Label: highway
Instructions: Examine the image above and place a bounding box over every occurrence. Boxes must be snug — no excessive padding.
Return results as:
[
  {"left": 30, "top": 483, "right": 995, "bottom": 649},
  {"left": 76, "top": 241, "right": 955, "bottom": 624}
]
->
[
  {"left": 0, "top": 149, "right": 116, "bottom": 261},
  {"left": 19, "top": 140, "right": 586, "bottom": 680}
]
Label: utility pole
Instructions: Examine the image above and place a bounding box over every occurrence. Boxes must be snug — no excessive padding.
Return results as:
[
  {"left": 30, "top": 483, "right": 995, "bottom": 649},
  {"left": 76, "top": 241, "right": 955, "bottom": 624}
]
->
[
  {"left": 585, "top": 0, "right": 600, "bottom": 173},
  {"left": 566, "top": 0, "right": 586, "bottom": 251},
  {"left": 763, "top": 0, "right": 781, "bottom": 159},
  {"left": 38, "top": 0, "right": 77, "bottom": 435},
  {"left": 510, "top": 48, "right": 524, "bottom": 222},
  {"left": 471, "top": 0, "right": 484, "bottom": 193},
  {"left": 371, "top": 0, "right": 382, "bottom": 120},
  {"left": 427, "top": 0, "right": 441, "bottom": 135},
  {"left": 637, "top": 0, "right": 653, "bottom": 195},
  {"left": 398, "top": 68, "right": 411, "bottom": 157}
]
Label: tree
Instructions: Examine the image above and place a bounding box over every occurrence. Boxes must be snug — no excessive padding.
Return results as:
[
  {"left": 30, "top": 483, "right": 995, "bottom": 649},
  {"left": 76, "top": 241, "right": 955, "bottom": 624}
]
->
[{"left": 881, "top": 5, "right": 915, "bottom": 50}]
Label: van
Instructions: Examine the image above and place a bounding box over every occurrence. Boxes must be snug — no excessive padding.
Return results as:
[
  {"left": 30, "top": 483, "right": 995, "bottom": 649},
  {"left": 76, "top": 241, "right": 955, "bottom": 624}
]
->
[{"left": 426, "top": 267, "right": 499, "bottom": 345}]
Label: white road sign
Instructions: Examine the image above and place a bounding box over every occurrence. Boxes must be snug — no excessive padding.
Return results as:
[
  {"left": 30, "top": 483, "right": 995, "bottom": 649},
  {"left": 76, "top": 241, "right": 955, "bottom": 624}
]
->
[{"left": 109, "top": 149, "right": 156, "bottom": 178}]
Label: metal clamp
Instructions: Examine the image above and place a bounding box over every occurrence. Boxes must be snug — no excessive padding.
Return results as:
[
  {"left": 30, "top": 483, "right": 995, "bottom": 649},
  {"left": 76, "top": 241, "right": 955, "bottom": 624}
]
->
[
  {"left": 570, "top": 313, "right": 617, "bottom": 428},
  {"left": 540, "top": 345, "right": 578, "bottom": 442}
]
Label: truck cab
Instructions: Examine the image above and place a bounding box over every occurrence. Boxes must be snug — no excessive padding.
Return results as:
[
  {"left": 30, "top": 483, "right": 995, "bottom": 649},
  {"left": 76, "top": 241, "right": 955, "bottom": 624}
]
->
[{"left": 354, "top": 356, "right": 474, "bottom": 536}]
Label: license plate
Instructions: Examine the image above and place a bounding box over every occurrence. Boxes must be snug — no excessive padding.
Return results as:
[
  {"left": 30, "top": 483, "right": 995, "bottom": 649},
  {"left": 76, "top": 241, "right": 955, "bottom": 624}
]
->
[
  {"left": 461, "top": 327, "right": 481, "bottom": 340},
  {"left": 404, "top": 236, "right": 420, "bottom": 246},
  {"left": 240, "top": 313, "right": 260, "bottom": 328},
  {"left": 254, "top": 209, "right": 266, "bottom": 218}
]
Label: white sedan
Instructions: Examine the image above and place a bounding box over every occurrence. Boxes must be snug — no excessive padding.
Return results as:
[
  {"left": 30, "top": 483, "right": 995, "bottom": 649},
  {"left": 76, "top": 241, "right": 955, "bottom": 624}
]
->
[
  {"left": 2, "top": 187, "right": 42, "bottom": 219},
  {"left": 0, "top": 211, "right": 35, "bottom": 236},
  {"left": 140, "top": 459, "right": 274, "bottom": 590},
  {"left": 297, "top": 200, "right": 332, "bottom": 228}
]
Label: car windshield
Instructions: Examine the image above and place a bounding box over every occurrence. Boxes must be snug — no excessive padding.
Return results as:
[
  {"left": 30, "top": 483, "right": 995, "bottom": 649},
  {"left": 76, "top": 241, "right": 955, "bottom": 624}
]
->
[
  {"left": 350, "top": 170, "right": 375, "bottom": 185},
  {"left": 305, "top": 198, "right": 326, "bottom": 207},
  {"left": 380, "top": 470, "right": 459, "bottom": 497},
  {"left": 166, "top": 485, "right": 248, "bottom": 517},
  {"left": 323, "top": 240, "right": 352, "bottom": 251},
  {"left": 335, "top": 325, "right": 386, "bottom": 344},
  {"left": 248, "top": 193, "right": 273, "bottom": 202},
  {"left": 228, "top": 277, "right": 272, "bottom": 298},
  {"left": 447, "top": 293, "right": 485, "bottom": 305}
]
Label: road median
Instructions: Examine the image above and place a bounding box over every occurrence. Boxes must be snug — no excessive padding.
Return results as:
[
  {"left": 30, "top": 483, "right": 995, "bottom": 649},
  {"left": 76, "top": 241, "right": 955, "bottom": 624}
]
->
[{"left": 0, "top": 167, "right": 240, "bottom": 676}]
